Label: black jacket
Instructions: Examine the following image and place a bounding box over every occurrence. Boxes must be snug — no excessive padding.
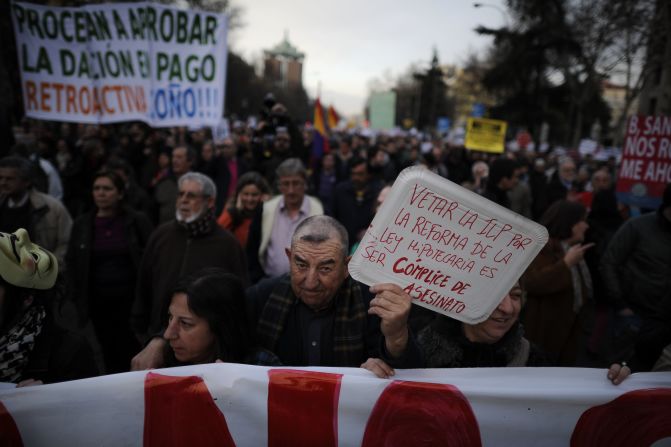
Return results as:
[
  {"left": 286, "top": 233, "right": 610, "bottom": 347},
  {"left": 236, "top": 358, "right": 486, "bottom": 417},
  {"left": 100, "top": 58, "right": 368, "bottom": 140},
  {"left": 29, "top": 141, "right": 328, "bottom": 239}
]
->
[
  {"left": 66, "top": 207, "right": 154, "bottom": 324},
  {"left": 245, "top": 274, "right": 423, "bottom": 368}
]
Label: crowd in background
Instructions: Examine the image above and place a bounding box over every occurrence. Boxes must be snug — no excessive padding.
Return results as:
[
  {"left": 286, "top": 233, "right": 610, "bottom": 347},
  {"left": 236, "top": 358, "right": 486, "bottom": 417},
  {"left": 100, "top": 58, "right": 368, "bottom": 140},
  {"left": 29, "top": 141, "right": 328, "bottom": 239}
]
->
[{"left": 1, "top": 98, "right": 669, "bottom": 385}]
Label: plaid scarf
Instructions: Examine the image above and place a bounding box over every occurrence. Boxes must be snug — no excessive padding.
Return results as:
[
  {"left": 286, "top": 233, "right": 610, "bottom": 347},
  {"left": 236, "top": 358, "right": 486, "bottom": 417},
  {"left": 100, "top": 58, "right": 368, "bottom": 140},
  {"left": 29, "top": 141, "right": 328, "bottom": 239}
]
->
[
  {"left": 0, "top": 305, "right": 46, "bottom": 382},
  {"left": 179, "top": 207, "right": 216, "bottom": 238},
  {"left": 256, "top": 276, "right": 367, "bottom": 367}
]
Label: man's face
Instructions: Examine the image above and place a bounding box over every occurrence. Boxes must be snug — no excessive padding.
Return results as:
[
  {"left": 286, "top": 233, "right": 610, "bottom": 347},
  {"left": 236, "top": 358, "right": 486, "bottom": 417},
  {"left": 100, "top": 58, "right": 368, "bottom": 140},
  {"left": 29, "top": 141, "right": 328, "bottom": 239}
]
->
[
  {"left": 220, "top": 138, "right": 237, "bottom": 160},
  {"left": 279, "top": 174, "right": 306, "bottom": 209},
  {"left": 172, "top": 147, "right": 191, "bottom": 176},
  {"left": 350, "top": 162, "right": 368, "bottom": 190},
  {"left": 201, "top": 143, "right": 214, "bottom": 162},
  {"left": 274, "top": 133, "right": 291, "bottom": 153},
  {"left": 464, "top": 283, "right": 522, "bottom": 344},
  {"left": 339, "top": 141, "right": 351, "bottom": 156},
  {"left": 176, "top": 179, "right": 213, "bottom": 223},
  {"left": 0, "top": 167, "right": 30, "bottom": 198},
  {"left": 286, "top": 239, "right": 350, "bottom": 311},
  {"left": 559, "top": 161, "right": 576, "bottom": 183}
]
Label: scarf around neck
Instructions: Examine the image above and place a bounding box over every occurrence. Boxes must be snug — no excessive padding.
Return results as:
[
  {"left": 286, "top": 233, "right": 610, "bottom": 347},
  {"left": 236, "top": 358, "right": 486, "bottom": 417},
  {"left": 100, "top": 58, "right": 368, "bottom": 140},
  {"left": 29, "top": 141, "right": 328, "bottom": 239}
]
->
[
  {"left": 0, "top": 305, "right": 46, "bottom": 382},
  {"left": 418, "top": 317, "right": 530, "bottom": 368},
  {"left": 178, "top": 207, "right": 216, "bottom": 238},
  {"left": 256, "top": 275, "right": 367, "bottom": 367}
]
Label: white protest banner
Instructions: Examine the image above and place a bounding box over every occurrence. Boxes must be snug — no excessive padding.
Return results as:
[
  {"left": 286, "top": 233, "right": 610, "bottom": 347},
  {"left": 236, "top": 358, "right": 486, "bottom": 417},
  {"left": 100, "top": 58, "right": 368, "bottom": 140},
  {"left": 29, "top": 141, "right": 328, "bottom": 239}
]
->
[
  {"left": 1, "top": 365, "right": 670, "bottom": 446},
  {"left": 349, "top": 167, "right": 548, "bottom": 324},
  {"left": 11, "top": 2, "right": 227, "bottom": 127}
]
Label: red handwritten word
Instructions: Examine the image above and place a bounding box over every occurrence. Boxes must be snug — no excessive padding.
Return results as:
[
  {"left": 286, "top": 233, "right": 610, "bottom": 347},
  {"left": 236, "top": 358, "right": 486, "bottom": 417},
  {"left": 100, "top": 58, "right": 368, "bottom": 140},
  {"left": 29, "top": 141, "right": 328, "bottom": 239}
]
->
[
  {"left": 407, "top": 240, "right": 477, "bottom": 272},
  {"left": 477, "top": 218, "right": 512, "bottom": 242},
  {"left": 470, "top": 240, "right": 492, "bottom": 259},
  {"left": 392, "top": 256, "right": 451, "bottom": 287},
  {"left": 362, "top": 244, "right": 387, "bottom": 266},
  {"left": 479, "top": 265, "right": 498, "bottom": 278},
  {"left": 379, "top": 226, "right": 403, "bottom": 253},
  {"left": 409, "top": 184, "right": 459, "bottom": 220},
  {"left": 405, "top": 282, "right": 467, "bottom": 313},
  {"left": 411, "top": 216, "right": 469, "bottom": 249},
  {"left": 507, "top": 233, "right": 532, "bottom": 250}
]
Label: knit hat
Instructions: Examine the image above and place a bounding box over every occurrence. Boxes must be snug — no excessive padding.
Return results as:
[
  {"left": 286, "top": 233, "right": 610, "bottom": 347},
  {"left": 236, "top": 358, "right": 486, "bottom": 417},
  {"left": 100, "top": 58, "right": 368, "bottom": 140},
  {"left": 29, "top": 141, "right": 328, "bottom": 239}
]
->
[{"left": 0, "top": 228, "right": 58, "bottom": 290}]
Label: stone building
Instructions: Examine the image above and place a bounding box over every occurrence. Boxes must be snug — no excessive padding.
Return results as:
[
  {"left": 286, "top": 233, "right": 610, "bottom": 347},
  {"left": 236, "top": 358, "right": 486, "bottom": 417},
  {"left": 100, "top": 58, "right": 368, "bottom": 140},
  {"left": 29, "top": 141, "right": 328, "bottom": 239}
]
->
[{"left": 263, "top": 32, "right": 305, "bottom": 89}]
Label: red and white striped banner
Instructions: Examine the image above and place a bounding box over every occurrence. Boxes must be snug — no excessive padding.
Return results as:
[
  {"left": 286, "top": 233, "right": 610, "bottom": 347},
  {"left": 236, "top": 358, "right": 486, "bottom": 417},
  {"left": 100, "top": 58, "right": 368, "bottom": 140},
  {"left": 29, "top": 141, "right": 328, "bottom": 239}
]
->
[{"left": 1, "top": 365, "right": 670, "bottom": 446}]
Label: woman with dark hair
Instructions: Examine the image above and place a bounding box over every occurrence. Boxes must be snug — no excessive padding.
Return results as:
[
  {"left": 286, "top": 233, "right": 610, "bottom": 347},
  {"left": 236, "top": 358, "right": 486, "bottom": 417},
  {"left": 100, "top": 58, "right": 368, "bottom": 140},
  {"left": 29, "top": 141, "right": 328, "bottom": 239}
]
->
[
  {"left": 217, "top": 172, "right": 270, "bottom": 248},
  {"left": 522, "top": 199, "right": 594, "bottom": 366},
  {"left": 66, "top": 170, "right": 153, "bottom": 373},
  {"left": 163, "top": 268, "right": 252, "bottom": 365}
]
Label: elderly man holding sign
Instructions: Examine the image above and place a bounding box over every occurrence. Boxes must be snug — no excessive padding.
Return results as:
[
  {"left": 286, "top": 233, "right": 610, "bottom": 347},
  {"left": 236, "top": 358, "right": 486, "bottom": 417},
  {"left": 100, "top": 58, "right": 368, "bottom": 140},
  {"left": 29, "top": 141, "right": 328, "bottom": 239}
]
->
[{"left": 132, "top": 215, "right": 422, "bottom": 369}]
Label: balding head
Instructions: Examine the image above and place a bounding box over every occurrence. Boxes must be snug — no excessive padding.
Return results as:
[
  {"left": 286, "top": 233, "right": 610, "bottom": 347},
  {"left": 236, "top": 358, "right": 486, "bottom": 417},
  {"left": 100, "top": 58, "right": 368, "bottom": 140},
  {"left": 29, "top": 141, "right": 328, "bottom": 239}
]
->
[{"left": 291, "top": 215, "right": 349, "bottom": 259}]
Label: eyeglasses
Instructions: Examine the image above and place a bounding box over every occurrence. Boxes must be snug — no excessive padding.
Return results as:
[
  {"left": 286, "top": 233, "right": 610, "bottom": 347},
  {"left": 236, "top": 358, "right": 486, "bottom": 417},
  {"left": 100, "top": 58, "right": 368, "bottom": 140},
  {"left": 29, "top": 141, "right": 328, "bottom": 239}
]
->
[
  {"left": 278, "top": 179, "right": 305, "bottom": 189},
  {"left": 178, "top": 190, "right": 205, "bottom": 200}
]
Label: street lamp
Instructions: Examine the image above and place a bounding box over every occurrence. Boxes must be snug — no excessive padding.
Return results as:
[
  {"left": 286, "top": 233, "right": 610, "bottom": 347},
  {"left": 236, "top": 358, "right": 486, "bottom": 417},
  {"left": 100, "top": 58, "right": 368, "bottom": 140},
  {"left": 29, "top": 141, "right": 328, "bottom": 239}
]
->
[{"left": 473, "top": 2, "right": 509, "bottom": 27}]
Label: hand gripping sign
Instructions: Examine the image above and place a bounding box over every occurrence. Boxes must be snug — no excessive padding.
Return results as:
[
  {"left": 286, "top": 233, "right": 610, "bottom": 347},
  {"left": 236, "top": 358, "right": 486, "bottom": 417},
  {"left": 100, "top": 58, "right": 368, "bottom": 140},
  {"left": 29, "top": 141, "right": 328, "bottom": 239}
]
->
[{"left": 349, "top": 167, "right": 548, "bottom": 324}]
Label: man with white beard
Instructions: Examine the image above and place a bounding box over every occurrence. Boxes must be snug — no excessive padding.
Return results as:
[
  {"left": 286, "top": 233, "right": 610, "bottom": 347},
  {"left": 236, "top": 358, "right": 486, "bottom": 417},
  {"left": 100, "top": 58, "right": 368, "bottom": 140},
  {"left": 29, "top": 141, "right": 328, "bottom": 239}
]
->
[{"left": 131, "top": 172, "right": 248, "bottom": 342}]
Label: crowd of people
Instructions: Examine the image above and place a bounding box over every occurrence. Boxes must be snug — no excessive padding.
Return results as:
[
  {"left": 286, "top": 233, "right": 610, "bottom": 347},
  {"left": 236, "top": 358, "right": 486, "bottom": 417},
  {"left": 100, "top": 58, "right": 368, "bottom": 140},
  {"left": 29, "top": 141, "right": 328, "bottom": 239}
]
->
[{"left": 1, "top": 100, "right": 669, "bottom": 388}]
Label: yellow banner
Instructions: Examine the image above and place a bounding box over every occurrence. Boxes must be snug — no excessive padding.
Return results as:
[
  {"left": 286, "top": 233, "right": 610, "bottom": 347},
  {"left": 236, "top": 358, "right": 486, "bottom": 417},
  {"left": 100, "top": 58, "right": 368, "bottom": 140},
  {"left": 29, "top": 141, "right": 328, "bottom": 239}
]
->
[{"left": 465, "top": 117, "right": 507, "bottom": 153}]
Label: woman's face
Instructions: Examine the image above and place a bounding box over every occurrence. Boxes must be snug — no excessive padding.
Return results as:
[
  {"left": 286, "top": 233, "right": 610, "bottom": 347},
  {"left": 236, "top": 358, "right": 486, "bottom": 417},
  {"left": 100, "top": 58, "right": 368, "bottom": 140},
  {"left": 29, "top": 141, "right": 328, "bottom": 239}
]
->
[
  {"left": 239, "top": 184, "right": 262, "bottom": 212},
  {"left": 164, "top": 293, "right": 216, "bottom": 364},
  {"left": 158, "top": 153, "right": 171, "bottom": 169},
  {"left": 201, "top": 143, "right": 214, "bottom": 162},
  {"left": 92, "top": 176, "right": 122, "bottom": 212},
  {"left": 569, "top": 219, "right": 589, "bottom": 244},
  {"left": 463, "top": 283, "right": 522, "bottom": 345}
]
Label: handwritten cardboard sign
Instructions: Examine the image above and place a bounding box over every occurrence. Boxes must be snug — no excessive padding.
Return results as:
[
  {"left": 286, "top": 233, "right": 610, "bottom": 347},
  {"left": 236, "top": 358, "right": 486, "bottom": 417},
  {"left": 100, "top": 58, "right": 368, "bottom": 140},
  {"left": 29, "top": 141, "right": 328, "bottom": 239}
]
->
[{"left": 349, "top": 167, "right": 548, "bottom": 324}]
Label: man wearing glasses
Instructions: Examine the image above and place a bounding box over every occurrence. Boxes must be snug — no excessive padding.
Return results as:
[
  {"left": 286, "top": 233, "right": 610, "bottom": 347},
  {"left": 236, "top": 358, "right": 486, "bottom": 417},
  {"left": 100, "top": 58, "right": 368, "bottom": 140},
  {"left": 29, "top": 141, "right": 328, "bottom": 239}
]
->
[
  {"left": 247, "top": 158, "right": 323, "bottom": 282},
  {"left": 131, "top": 172, "right": 248, "bottom": 342}
]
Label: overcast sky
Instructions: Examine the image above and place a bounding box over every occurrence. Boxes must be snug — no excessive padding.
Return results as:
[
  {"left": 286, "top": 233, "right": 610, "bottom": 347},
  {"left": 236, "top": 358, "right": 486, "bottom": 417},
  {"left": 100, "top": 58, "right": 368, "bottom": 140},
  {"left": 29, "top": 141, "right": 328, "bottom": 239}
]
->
[{"left": 229, "top": 0, "right": 507, "bottom": 116}]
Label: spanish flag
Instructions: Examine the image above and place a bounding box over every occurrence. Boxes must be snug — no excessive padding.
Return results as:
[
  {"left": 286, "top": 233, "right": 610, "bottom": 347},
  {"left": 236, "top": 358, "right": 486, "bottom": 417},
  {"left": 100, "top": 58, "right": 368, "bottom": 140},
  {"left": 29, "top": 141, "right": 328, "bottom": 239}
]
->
[
  {"left": 327, "top": 105, "right": 339, "bottom": 130},
  {"left": 312, "top": 98, "right": 330, "bottom": 159}
]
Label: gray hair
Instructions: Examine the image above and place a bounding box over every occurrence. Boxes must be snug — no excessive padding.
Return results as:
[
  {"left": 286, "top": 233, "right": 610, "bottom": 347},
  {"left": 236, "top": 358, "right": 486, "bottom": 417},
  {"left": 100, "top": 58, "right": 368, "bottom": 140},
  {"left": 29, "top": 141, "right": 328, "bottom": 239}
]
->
[
  {"left": 276, "top": 157, "right": 307, "bottom": 181},
  {"left": 558, "top": 156, "right": 575, "bottom": 167},
  {"left": 178, "top": 172, "right": 217, "bottom": 200},
  {"left": 291, "top": 215, "right": 349, "bottom": 258}
]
